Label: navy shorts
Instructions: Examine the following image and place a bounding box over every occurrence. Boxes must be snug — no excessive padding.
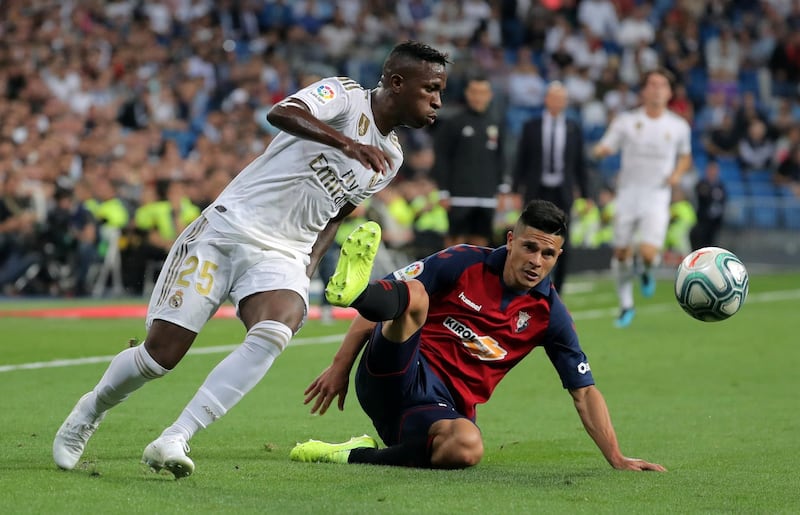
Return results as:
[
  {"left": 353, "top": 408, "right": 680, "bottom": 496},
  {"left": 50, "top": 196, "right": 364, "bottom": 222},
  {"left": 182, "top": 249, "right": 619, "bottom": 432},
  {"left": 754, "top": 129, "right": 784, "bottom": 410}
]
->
[{"left": 355, "top": 324, "right": 468, "bottom": 446}]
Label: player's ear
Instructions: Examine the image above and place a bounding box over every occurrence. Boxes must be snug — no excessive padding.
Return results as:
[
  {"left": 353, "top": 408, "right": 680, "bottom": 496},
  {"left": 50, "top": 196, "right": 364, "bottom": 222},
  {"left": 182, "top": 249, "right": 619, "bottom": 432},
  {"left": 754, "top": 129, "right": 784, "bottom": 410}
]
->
[
  {"left": 389, "top": 73, "right": 404, "bottom": 92},
  {"left": 506, "top": 230, "right": 514, "bottom": 246}
]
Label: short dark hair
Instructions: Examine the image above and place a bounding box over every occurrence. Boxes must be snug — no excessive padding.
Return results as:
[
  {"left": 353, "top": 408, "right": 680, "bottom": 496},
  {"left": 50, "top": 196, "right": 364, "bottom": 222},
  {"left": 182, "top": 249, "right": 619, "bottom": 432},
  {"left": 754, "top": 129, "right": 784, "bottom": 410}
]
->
[
  {"left": 464, "top": 71, "right": 490, "bottom": 85},
  {"left": 640, "top": 67, "right": 676, "bottom": 91},
  {"left": 383, "top": 41, "right": 450, "bottom": 73},
  {"left": 516, "top": 200, "right": 568, "bottom": 237}
]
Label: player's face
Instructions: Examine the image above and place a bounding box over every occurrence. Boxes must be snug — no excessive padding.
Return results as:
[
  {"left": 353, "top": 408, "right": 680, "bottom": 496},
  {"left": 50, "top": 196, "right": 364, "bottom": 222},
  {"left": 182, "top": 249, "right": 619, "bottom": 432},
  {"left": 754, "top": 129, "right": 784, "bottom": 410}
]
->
[
  {"left": 641, "top": 73, "right": 672, "bottom": 107},
  {"left": 398, "top": 62, "right": 447, "bottom": 128},
  {"left": 464, "top": 80, "right": 492, "bottom": 113},
  {"left": 504, "top": 226, "right": 564, "bottom": 290}
]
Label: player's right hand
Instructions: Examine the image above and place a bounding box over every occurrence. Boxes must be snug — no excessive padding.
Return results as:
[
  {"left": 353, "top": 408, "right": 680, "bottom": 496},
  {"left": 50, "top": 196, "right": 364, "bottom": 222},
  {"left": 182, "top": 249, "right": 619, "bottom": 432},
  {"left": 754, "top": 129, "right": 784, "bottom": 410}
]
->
[
  {"left": 303, "top": 364, "right": 351, "bottom": 415},
  {"left": 342, "top": 140, "right": 393, "bottom": 175}
]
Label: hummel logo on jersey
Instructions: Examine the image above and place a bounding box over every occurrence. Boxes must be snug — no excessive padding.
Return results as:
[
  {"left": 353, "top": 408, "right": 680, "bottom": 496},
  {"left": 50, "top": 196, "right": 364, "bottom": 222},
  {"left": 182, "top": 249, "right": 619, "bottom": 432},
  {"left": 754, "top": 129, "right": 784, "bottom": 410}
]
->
[{"left": 458, "top": 292, "right": 482, "bottom": 311}]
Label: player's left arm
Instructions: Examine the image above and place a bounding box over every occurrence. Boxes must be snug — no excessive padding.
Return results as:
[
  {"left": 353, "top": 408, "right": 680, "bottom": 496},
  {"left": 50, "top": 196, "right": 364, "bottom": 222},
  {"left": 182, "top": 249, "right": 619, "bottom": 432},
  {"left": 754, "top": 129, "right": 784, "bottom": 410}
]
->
[
  {"left": 304, "top": 314, "right": 377, "bottom": 414},
  {"left": 306, "top": 202, "right": 357, "bottom": 278},
  {"left": 667, "top": 153, "right": 692, "bottom": 188},
  {"left": 667, "top": 121, "right": 693, "bottom": 187},
  {"left": 569, "top": 385, "right": 666, "bottom": 472},
  {"left": 544, "top": 300, "right": 665, "bottom": 472}
]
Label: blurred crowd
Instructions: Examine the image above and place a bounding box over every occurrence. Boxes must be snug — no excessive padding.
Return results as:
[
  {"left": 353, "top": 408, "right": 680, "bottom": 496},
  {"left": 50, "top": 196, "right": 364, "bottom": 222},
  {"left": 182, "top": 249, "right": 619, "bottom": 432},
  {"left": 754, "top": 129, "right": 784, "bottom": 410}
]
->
[{"left": 1, "top": 0, "right": 799, "bottom": 297}]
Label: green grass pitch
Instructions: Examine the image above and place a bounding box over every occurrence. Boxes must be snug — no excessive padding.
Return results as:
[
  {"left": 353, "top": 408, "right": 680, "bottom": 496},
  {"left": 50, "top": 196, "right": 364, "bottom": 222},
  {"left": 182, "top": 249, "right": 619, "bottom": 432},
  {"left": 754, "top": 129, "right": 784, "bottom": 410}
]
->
[{"left": 1, "top": 272, "right": 799, "bottom": 514}]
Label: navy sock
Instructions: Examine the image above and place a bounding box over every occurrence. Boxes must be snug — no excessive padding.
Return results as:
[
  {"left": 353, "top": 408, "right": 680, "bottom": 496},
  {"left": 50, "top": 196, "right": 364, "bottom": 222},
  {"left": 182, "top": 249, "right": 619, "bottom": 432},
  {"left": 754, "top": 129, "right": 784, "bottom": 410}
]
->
[
  {"left": 348, "top": 436, "right": 433, "bottom": 468},
  {"left": 351, "top": 280, "right": 410, "bottom": 322}
]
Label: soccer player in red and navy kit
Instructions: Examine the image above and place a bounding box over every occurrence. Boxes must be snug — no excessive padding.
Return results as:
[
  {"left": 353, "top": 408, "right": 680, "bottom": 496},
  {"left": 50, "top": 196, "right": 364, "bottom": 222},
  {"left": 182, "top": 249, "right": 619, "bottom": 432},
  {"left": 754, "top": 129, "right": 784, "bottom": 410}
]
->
[{"left": 292, "top": 200, "right": 665, "bottom": 471}]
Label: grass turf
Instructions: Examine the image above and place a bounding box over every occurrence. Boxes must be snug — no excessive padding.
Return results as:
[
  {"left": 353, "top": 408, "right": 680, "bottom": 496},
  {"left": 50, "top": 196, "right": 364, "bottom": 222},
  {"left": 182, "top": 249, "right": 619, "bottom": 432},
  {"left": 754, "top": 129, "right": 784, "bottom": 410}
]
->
[{"left": 1, "top": 272, "right": 798, "bottom": 514}]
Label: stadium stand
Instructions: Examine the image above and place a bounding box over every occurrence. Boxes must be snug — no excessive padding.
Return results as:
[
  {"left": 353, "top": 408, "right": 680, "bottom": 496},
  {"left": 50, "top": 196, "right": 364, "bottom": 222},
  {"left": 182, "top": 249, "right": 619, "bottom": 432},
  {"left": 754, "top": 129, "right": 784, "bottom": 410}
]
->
[{"left": 1, "top": 0, "right": 799, "bottom": 297}]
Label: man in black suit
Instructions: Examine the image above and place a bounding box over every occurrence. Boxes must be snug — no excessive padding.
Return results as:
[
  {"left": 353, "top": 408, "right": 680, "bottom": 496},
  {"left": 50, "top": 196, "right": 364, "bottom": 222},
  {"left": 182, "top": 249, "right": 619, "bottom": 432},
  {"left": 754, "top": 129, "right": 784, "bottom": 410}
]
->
[{"left": 513, "top": 82, "right": 590, "bottom": 293}]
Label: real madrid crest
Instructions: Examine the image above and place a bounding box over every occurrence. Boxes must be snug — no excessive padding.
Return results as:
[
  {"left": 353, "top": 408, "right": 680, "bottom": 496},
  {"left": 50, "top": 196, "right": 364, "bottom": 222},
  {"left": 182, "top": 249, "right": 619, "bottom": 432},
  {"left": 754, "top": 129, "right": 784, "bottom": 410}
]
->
[
  {"left": 169, "top": 290, "right": 184, "bottom": 308},
  {"left": 358, "top": 113, "right": 370, "bottom": 136}
]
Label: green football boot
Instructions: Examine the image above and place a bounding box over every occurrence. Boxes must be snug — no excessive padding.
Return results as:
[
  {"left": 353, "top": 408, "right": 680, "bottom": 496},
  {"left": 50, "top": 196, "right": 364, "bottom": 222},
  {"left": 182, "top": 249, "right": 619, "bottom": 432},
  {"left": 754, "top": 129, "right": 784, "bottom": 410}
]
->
[
  {"left": 325, "top": 221, "right": 381, "bottom": 307},
  {"left": 290, "top": 435, "right": 378, "bottom": 464}
]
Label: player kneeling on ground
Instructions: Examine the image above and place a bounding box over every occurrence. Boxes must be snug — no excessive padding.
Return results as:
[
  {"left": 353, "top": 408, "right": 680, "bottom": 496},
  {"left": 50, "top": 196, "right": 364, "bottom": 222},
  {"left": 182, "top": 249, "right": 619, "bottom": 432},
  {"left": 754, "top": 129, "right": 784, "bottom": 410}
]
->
[{"left": 291, "top": 200, "right": 665, "bottom": 471}]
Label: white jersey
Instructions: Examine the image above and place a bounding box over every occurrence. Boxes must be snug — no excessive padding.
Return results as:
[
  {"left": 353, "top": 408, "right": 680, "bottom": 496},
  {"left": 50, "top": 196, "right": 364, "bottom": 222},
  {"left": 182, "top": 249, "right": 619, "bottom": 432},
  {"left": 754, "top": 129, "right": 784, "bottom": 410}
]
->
[
  {"left": 204, "top": 77, "right": 403, "bottom": 263},
  {"left": 599, "top": 107, "right": 691, "bottom": 190}
]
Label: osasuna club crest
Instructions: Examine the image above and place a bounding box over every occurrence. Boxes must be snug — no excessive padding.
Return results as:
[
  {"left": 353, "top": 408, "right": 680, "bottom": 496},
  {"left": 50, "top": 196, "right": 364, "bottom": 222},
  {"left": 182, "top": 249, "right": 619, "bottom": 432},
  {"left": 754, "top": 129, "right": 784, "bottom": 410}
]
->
[{"left": 515, "top": 311, "right": 530, "bottom": 333}]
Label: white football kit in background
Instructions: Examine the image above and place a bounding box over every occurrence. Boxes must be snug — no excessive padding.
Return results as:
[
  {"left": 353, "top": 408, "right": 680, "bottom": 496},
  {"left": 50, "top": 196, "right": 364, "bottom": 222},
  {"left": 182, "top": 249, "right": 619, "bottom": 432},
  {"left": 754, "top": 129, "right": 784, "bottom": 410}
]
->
[{"left": 599, "top": 107, "right": 691, "bottom": 247}]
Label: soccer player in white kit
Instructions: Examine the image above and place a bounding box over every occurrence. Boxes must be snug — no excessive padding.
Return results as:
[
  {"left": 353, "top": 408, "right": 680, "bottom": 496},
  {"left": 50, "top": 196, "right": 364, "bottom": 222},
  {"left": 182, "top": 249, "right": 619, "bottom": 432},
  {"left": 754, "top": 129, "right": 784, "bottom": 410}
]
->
[
  {"left": 592, "top": 69, "right": 691, "bottom": 328},
  {"left": 53, "top": 41, "right": 449, "bottom": 478}
]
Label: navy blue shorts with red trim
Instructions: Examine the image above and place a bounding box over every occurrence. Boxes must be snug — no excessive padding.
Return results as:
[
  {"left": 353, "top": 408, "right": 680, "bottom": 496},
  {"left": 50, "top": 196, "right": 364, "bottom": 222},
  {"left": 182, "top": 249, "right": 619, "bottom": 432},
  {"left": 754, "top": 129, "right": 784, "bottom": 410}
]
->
[{"left": 354, "top": 324, "right": 469, "bottom": 446}]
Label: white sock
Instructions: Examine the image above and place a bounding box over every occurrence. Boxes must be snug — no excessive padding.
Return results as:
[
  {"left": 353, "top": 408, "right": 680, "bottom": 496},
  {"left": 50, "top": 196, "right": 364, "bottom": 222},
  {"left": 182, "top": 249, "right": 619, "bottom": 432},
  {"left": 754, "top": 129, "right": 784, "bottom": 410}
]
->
[
  {"left": 611, "top": 257, "right": 635, "bottom": 310},
  {"left": 90, "top": 344, "right": 169, "bottom": 415},
  {"left": 162, "top": 320, "right": 292, "bottom": 442}
]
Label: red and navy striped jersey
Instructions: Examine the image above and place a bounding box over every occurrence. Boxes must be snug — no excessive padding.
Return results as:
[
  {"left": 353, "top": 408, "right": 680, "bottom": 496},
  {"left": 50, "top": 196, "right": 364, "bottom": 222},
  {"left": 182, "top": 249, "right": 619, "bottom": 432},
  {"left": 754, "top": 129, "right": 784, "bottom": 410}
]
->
[{"left": 391, "top": 244, "right": 595, "bottom": 420}]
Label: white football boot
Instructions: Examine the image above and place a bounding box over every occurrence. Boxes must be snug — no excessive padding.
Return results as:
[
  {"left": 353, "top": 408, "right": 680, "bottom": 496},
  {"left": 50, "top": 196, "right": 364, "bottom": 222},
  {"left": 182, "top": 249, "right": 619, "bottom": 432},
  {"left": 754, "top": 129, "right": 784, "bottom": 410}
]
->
[
  {"left": 53, "top": 392, "right": 106, "bottom": 470},
  {"left": 142, "top": 435, "right": 195, "bottom": 479}
]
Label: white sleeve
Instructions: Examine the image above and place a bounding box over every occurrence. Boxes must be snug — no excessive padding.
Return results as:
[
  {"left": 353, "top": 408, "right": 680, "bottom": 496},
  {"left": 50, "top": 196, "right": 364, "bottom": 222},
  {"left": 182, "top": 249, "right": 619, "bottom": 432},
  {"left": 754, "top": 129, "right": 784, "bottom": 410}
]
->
[
  {"left": 286, "top": 78, "right": 351, "bottom": 123},
  {"left": 678, "top": 120, "right": 692, "bottom": 156},
  {"left": 599, "top": 114, "right": 626, "bottom": 153}
]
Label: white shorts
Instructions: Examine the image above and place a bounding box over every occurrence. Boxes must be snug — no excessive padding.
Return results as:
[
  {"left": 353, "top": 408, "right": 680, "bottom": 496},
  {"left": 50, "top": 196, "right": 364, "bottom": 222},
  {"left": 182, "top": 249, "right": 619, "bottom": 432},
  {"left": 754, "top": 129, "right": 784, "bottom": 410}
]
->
[
  {"left": 613, "top": 188, "right": 671, "bottom": 249},
  {"left": 146, "top": 216, "right": 310, "bottom": 333}
]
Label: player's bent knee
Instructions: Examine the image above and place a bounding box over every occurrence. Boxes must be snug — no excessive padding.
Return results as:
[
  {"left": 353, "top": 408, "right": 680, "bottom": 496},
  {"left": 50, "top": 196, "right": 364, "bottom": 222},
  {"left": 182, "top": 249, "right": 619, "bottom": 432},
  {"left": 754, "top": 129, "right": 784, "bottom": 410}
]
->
[
  {"left": 405, "top": 279, "right": 429, "bottom": 318},
  {"left": 433, "top": 438, "right": 484, "bottom": 469},
  {"left": 431, "top": 419, "right": 484, "bottom": 469}
]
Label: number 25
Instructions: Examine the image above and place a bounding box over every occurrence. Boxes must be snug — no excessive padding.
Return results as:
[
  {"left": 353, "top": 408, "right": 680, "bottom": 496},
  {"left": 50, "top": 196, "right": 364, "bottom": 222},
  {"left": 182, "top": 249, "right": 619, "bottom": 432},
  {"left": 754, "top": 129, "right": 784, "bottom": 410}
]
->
[{"left": 176, "top": 256, "right": 218, "bottom": 295}]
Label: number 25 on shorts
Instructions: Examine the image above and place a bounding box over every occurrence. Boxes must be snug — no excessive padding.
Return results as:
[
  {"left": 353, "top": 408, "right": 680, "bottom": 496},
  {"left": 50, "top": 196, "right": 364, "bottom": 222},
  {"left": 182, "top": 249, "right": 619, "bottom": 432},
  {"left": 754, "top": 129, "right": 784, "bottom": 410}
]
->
[{"left": 176, "top": 256, "right": 219, "bottom": 295}]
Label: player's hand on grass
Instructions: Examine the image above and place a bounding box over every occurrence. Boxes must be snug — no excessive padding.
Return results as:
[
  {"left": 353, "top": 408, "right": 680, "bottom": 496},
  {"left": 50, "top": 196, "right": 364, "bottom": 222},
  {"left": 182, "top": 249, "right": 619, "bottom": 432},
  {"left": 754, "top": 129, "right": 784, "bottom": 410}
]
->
[
  {"left": 303, "top": 364, "right": 351, "bottom": 415},
  {"left": 613, "top": 457, "right": 667, "bottom": 472}
]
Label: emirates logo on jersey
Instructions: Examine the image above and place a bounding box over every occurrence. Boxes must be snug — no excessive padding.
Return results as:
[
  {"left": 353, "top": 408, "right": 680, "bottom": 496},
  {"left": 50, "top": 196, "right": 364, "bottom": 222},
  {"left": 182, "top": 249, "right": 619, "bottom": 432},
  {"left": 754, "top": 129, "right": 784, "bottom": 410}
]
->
[
  {"left": 515, "top": 311, "right": 530, "bottom": 333},
  {"left": 358, "top": 113, "right": 370, "bottom": 136}
]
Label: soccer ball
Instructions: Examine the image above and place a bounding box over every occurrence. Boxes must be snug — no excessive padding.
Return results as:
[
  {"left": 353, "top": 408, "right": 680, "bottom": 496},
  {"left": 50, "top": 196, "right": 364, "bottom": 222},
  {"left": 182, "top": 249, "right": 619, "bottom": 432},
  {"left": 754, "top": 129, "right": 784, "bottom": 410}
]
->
[{"left": 674, "top": 247, "right": 749, "bottom": 322}]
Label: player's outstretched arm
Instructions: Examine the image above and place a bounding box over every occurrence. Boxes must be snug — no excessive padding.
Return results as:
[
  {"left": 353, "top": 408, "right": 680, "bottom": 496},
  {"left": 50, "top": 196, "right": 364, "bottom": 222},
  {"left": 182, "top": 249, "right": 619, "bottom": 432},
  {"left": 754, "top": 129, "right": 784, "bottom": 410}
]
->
[
  {"left": 569, "top": 385, "right": 667, "bottom": 472},
  {"left": 304, "top": 315, "right": 377, "bottom": 415}
]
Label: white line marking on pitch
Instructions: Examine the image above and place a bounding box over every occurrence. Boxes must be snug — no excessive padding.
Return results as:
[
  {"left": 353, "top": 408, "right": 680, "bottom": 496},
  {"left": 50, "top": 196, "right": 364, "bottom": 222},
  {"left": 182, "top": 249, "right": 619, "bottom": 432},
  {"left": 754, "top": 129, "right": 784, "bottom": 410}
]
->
[{"left": 2, "top": 289, "right": 798, "bottom": 373}]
